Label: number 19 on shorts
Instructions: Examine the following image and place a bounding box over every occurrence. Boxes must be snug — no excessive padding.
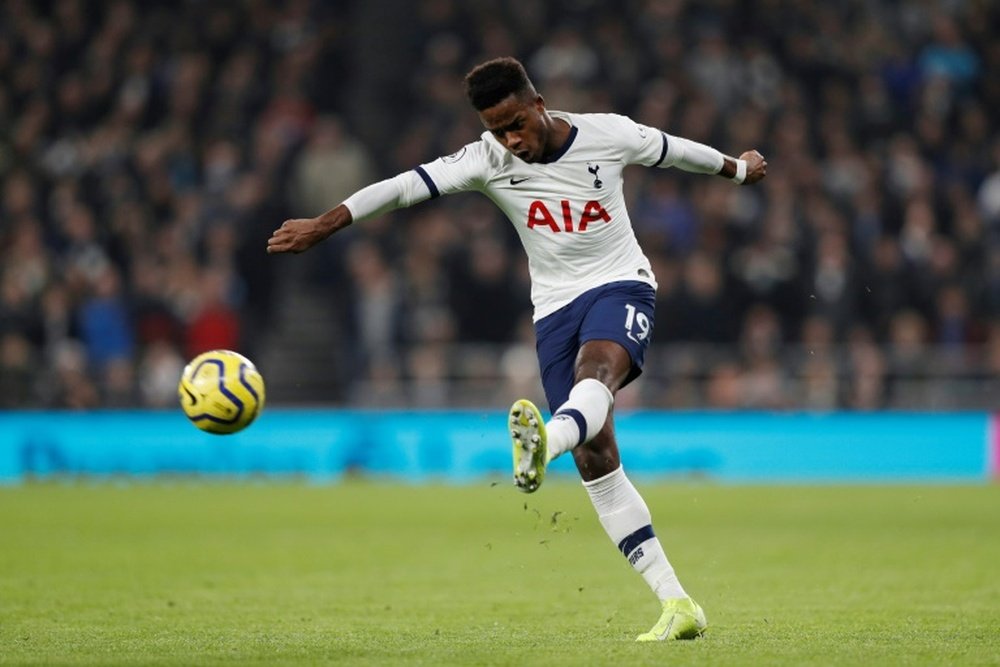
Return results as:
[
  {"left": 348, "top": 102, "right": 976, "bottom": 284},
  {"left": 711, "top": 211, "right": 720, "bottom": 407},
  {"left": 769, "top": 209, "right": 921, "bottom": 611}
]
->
[{"left": 624, "top": 303, "right": 651, "bottom": 344}]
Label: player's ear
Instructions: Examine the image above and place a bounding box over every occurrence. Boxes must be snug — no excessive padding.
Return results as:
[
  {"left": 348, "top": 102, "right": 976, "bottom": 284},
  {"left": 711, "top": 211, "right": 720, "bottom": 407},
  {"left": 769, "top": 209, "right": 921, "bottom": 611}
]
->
[{"left": 533, "top": 95, "right": 546, "bottom": 112}]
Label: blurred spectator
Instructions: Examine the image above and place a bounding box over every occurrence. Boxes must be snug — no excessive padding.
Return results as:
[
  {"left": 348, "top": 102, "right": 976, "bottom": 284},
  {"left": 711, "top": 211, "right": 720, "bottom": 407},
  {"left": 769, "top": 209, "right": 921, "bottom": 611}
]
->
[
  {"left": 48, "top": 340, "right": 100, "bottom": 409},
  {"left": 138, "top": 341, "right": 186, "bottom": 408},
  {"left": 705, "top": 362, "right": 742, "bottom": 410},
  {"left": 807, "top": 230, "right": 858, "bottom": 337},
  {"left": 448, "top": 235, "right": 529, "bottom": 344},
  {"left": 845, "top": 326, "right": 888, "bottom": 410},
  {"left": 289, "top": 115, "right": 375, "bottom": 217},
  {"left": 345, "top": 238, "right": 404, "bottom": 379},
  {"left": 978, "top": 141, "right": 1000, "bottom": 225},
  {"left": 0, "top": 333, "right": 36, "bottom": 407},
  {"left": 673, "top": 251, "right": 737, "bottom": 342},
  {"left": 77, "top": 266, "right": 134, "bottom": 372},
  {"left": 797, "top": 314, "right": 840, "bottom": 410},
  {"left": 184, "top": 267, "right": 242, "bottom": 358}
]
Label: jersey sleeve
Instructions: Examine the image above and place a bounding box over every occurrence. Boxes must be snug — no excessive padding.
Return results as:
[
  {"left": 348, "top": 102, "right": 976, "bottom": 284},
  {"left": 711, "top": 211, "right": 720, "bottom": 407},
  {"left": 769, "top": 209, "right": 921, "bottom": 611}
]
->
[
  {"left": 612, "top": 114, "right": 671, "bottom": 168},
  {"left": 414, "top": 141, "right": 491, "bottom": 198},
  {"left": 613, "top": 114, "right": 726, "bottom": 175},
  {"left": 339, "top": 141, "right": 491, "bottom": 222}
]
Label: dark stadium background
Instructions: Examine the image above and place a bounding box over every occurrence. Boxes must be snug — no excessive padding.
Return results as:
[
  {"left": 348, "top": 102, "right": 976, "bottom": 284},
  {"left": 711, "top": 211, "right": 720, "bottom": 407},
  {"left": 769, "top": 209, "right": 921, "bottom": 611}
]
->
[
  {"left": 2, "top": 5, "right": 999, "bottom": 664},
  {"left": 0, "top": 0, "right": 998, "bottom": 412}
]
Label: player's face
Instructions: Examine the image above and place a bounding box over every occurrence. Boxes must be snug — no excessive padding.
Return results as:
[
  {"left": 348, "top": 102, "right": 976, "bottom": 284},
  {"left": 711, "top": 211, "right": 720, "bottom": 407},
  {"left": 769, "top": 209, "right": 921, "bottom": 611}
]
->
[{"left": 479, "top": 94, "right": 549, "bottom": 163}]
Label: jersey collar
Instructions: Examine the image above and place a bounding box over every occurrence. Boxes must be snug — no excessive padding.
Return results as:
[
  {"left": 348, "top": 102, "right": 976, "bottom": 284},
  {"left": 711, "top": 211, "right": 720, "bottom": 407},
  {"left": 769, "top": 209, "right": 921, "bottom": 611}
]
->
[{"left": 540, "top": 114, "right": 577, "bottom": 164}]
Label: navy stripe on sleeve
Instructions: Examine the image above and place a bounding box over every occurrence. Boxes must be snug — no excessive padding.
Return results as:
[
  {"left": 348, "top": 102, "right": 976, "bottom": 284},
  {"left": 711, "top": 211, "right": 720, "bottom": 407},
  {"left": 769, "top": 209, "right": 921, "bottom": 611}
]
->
[
  {"left": 653, "top": 131, "right": 669, "bottom": 167},
  {"left": 414, "top": 166, "right": 440, "bottom": 199},
  {"left": 617, "top": 525, "right": 655, "bottom": 557}
]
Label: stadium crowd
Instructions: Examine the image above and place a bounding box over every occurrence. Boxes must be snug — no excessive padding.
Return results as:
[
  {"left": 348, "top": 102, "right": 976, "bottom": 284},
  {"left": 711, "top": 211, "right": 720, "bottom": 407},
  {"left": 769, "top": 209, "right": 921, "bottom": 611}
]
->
[{"left": 1, "top": 0, "right": 998, "bottom": 409}]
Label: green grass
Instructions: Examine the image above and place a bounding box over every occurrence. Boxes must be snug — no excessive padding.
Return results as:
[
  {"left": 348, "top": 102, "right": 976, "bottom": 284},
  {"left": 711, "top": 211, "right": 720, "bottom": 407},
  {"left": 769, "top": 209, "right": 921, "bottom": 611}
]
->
[{"left": 1, "top": 480, "right": 998, "bottom": 666}]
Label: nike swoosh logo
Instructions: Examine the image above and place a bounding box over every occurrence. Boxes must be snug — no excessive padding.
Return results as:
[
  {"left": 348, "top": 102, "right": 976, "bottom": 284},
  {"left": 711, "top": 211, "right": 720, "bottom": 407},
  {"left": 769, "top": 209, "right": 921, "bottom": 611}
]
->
[
  {"left": 509, "top": 176, "right": 531, "bottom": 185},
  {"left": 656, "top": 616, "right": 676, "bottom": 641}
]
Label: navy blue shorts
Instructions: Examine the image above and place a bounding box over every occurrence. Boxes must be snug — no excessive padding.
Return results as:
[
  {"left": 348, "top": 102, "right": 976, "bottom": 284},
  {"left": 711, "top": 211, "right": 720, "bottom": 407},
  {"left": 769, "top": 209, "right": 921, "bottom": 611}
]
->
[{"left": 535, "top": 280, "right": 656, "bottom": 413}]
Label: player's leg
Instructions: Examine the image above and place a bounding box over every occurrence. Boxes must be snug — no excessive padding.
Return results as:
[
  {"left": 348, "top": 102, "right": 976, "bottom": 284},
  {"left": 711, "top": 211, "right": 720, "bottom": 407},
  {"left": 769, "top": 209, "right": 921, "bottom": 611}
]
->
[
  {"left": 513, "top": 283, "right": 646, "bottom": 492},
  {"left": 510, "top": 281, "right": 706, "bottom": 639},
  {"left": 566, "top": 284, "right": 705, "bottom": 641},
  {"left": 566, "top": 340, "right": 628, "bottom": 478},
  {"left": 571, "top": 348, "right": 707, "bottom": 641},
  {"left": 571, "top": 342, "right": 690, "bottom": 598},
  {"left": 544, "top": 339, "right": 621, "bottom": 467},
  {"left": 512, "top": 383, "right": 615, "bottom": 490}
]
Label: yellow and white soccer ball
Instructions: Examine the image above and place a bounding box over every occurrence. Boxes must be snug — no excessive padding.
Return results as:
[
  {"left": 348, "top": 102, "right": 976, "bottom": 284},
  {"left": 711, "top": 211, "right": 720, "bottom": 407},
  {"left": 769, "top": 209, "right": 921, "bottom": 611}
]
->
[{"left": 178, "top": 349, "right": 266, "bottom": 434}]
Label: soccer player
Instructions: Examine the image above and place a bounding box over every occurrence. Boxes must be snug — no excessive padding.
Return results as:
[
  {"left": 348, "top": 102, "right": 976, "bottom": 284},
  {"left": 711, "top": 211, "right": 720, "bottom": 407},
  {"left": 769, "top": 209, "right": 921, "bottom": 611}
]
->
[{"left": 267, "top": 56, "right": 766, "bottom": 641}]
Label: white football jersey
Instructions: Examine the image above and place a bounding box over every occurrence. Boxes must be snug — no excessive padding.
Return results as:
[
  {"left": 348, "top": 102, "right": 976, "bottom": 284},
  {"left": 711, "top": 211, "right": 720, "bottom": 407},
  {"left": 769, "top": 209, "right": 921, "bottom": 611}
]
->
[{"left": 417, "top": 111, "right": 670, "bottom": 321}]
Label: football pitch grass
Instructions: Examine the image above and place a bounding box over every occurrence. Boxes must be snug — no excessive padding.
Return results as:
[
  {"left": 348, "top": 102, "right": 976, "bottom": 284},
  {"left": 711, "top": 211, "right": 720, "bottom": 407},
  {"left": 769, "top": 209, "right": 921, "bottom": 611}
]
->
[{"left": 1, "top": 481, "right": 998, "bottom": 666}]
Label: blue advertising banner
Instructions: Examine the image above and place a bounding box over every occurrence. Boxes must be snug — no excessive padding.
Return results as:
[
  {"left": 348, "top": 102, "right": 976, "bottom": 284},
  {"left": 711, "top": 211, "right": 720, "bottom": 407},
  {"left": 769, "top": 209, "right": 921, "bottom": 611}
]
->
[{"left": 0, "top": 410, "right": 991, "bottom": 484}]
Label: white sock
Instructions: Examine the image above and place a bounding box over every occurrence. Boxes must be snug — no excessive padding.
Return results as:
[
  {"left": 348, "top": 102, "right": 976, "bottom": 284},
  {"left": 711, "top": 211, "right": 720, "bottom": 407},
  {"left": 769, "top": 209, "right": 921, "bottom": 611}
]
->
[
  {"left": 583, "top": 466, "right": 687, "bottom": 601},
  {"left": 546, "top": 378, "right": 614, "bottom": 461}
]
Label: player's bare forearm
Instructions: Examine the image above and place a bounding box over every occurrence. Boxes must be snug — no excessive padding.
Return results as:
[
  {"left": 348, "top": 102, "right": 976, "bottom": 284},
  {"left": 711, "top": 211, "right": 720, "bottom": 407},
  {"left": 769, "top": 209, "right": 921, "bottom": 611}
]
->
[
  {"left": 720, "top": 150, "right": 767, "bottom": 184},
  {"left": 266, "top": 204, "right": 353, "bottom": 254}
]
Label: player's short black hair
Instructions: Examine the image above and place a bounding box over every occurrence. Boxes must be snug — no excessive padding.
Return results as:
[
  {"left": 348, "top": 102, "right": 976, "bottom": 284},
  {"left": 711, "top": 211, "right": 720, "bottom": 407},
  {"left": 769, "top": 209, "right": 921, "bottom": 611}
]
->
[{"left": 464, "top": 57, "right": 536, "bottom": 111}]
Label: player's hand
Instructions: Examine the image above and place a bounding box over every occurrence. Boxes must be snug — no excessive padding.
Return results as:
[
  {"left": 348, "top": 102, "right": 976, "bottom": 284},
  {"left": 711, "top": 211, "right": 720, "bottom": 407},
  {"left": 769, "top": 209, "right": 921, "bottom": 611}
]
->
[
  {"left": 266, "top": 218, "right": 327, "bottom": 254},
  {"left": 266, "top": 206, "right": 352, "bottom": 254},
  {"left": 740, "top": 150, "right": 767, "bottom": 184}
]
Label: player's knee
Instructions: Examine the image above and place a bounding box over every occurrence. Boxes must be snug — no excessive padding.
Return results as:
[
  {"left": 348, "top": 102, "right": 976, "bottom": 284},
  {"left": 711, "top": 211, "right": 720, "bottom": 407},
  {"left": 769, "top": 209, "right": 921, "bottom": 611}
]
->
[
  {"left": 575, "top": 361, "right": 624, "bottom": 392},
  {"left": 575, "top": 341, "right": 632, "bottom": 389}
]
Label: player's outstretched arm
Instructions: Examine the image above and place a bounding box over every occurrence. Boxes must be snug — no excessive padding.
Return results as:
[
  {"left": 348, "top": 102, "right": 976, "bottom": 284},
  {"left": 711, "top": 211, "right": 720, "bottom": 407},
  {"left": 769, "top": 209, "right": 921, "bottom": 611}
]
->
[
  {"left": 267, "top": 205, "right": 352, "bottom": 255},
  {"left": 266, "top": 167, "right": 438, "bottom": 255},
  {"left": 654, "top": 130, "right": 767, "bottom": 185}
]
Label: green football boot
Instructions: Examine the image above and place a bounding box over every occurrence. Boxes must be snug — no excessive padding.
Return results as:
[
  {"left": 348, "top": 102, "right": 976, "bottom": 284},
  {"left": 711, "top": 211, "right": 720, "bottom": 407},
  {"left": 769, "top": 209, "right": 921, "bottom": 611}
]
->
[
  {"left": 509, "top": 399, "right": 547, "bottom": 493},
  {"left": 635, "top": 597, "right": 708, "bottom": 642}
]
